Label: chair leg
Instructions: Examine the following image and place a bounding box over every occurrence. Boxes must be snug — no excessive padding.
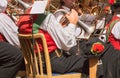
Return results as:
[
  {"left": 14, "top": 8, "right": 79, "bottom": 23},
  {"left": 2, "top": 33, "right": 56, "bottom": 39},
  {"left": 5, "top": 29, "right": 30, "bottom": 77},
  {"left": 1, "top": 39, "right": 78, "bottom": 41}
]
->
[{"left": 89, "top": 57, "right": 98, "bottom": 78}]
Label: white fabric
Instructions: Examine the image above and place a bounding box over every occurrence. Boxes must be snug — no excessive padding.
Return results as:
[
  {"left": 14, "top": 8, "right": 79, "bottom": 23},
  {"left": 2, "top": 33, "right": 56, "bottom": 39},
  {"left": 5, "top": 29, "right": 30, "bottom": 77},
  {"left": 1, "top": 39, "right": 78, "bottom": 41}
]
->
[
  {"left": 0, "top": 0, "right": 8, "bottom": 13},
  {"left": 111, "top": 14, "right": 120, "bottom": 39},
  {"left": 96, "top": 18, "right": 106, "bottom": 29},
  {"left": 112, "top": 21, "right": 120, "bottom": 39},
  {"left": 0, "top": 13, "right": 20, "bottom": 47},
  {"left": 40, "top": 13, "right": 76, "bottom": 51}
]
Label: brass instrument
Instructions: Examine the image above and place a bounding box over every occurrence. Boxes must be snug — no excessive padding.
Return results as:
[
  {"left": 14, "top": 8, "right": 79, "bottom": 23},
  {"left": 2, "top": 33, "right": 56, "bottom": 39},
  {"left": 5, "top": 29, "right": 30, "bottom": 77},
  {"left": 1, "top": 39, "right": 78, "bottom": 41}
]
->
[
  {"left": 7, "top": 0, "right": 18, "bottom": 8},
  {"left": 6, "top": 0, "right": 31, "bottom": 22},
  {"left": 91, "top": 5, "right": 102, "bottom": 16},
  {"left": 71, "top": 1, "right": 103, "bottom": 16},
  {"left": 53, "top": 9, "right": 69, "bottom": 26},
  {"left": 54, "top": 8, "right": 96, "bottom": 39}
]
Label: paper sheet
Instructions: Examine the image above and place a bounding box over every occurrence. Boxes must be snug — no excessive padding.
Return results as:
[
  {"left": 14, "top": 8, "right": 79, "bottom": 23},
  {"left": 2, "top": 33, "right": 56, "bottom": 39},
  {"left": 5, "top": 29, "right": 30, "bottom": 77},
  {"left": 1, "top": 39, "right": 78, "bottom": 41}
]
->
[{"left": 30, "top": 0, "right": 48, "bottom": 14}]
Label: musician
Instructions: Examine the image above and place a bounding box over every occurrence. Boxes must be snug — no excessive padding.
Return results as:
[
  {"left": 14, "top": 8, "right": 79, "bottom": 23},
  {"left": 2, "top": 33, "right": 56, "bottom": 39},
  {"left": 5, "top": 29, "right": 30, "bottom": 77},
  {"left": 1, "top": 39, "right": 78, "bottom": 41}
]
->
[
  {"left": 0, "top": 0, "right": 24, "bottom": 78},
  {"left": 57, "top": 1, "right": 115, "bottom": 78},
  {"left": 17, "top": 0, "right": 88, "bottom": 75},
  {"left": 0, "top": 0, "right": 20, "bottom": 47},
  {"left": 99, "top": 1, "right": 120, "bottom": 78}
]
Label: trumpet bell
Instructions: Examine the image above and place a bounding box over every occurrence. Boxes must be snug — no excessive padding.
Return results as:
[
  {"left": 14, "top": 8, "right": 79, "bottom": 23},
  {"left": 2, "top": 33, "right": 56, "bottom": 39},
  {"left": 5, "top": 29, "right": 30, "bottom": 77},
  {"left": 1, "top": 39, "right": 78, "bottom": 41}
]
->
[{"left": 91, "top": 6, "right": 102, "bottom": 16}]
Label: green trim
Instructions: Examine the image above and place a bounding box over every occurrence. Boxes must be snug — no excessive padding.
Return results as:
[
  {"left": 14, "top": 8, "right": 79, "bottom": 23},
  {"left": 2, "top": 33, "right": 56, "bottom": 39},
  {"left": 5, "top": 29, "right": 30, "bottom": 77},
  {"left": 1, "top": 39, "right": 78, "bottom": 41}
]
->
[
  {"left": 33, "top": 14, "right": 47, "bottom": 34},
  {"left": 106, "top": 19, "right": 120, "bottom": 41}
]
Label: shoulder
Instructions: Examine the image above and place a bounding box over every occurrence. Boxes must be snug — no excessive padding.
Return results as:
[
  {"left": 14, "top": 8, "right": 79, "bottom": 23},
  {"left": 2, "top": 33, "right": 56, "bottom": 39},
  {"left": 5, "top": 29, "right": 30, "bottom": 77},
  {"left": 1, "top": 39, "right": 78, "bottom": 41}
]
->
[{"left": 114, "top": 21, "right": 120, "bottom": 28}]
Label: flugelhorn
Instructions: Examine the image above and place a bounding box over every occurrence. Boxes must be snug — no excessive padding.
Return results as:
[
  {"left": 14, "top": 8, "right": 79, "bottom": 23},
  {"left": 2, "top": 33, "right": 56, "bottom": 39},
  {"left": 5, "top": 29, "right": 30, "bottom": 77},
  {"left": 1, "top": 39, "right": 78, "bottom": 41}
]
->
[
  {"left": 54, "top": 9, "right": 70, "bottom": 26},
  {"left": 54, "top": 9, "right": 95, "bottom": 39}
]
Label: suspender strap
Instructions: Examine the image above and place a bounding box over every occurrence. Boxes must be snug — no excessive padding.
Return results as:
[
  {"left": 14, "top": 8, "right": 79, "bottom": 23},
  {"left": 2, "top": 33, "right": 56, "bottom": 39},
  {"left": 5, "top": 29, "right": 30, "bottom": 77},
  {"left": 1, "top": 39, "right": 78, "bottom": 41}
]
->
[
  {"left": 106, "top": 19, "right": 120, "bottom": 41},
  {"left": 33, "top": 14, "right": 47, "bottom": 34}
]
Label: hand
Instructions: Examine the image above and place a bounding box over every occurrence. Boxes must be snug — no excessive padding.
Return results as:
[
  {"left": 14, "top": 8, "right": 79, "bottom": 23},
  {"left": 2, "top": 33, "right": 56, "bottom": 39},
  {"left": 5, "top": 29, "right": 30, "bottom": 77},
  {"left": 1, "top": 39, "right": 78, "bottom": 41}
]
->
[{"left": 65, "top": 9, "right": 79, "bottom": 25}]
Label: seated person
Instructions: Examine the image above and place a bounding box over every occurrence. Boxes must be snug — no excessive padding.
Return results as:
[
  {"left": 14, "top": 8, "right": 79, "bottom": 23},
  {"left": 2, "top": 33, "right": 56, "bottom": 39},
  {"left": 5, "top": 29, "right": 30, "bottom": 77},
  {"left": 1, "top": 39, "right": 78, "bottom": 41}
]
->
[
  {"left": 0, "top": 1, "right": 24, "bottom": 78},
  {"left": 17, "top": 0, "right": 89, "bottom": 75}
]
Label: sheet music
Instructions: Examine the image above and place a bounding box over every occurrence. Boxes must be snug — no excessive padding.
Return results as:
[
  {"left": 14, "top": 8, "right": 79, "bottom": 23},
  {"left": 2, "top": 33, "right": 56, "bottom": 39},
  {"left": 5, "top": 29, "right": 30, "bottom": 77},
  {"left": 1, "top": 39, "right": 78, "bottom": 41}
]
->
[{"left": 30, "top": 0, "right": 48, "bottom": 14}]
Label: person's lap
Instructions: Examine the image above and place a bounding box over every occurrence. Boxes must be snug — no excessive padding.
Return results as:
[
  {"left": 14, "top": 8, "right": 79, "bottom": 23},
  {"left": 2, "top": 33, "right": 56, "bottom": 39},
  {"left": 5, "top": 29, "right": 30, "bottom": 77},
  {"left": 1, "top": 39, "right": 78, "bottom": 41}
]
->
[{"left": 0, "top": 41, "right": 24, "bottom": 78}]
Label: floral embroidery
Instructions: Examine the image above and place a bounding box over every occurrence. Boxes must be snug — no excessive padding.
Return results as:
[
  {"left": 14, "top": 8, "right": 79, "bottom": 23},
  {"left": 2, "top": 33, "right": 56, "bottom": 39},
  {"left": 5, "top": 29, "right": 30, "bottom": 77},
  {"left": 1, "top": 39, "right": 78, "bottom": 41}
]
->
[{"left": 91, "top": 42, "right": 105, "bottom": 55}]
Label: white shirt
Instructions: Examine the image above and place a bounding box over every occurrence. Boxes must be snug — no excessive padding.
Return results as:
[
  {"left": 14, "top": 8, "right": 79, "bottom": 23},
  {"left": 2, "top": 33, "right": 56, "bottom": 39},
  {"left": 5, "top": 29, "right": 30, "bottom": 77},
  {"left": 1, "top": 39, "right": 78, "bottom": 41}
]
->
[
  {"left": 0, "top": 0, "right": 20, "bottom": 47},
  {"left": 112, "top": 14, "right": 120, "bottom": 39},
  {"left": 0, "top": 13, "right": 20, "bottom": 47}
]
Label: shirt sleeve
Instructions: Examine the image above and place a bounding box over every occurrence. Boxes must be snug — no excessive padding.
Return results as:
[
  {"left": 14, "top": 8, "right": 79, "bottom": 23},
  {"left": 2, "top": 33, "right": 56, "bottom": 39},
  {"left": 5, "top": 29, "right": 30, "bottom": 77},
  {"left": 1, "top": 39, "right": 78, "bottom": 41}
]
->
[
  {"left": 111, "top": 21, "right": 120, "bottom": 39},
  {"left": 0, "top": 13, "right": 20, "bottom": 47},
  {"left": 40, "top": 13, "right": 77, "bottom": 51}
]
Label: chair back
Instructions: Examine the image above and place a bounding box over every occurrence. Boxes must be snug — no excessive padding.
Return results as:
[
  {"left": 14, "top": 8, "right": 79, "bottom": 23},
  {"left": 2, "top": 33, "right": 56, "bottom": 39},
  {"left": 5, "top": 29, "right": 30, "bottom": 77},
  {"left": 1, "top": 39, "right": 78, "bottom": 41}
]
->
[{"left": 18, "top": 33, "right": 52, "bottom": 78}]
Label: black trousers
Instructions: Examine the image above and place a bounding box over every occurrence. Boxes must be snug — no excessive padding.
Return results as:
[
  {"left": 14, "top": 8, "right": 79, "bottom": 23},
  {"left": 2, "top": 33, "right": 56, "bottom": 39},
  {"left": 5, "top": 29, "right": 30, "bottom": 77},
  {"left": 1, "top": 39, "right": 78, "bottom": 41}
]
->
[
  {"left": 0, "top": 42, "right": 24, "bottom": 78},
  {"left": 101, "top": 43, "right": 120, "bottom": 78},
  {"left": 50, "top": 50, "right": 88, "bottom": 74},
  {"left": 44, "top": 37, "right": 104, "bottom": 75},
  {"left": 49, "top": 38, "right": 102, "bottom": 75},
  {"left": 73, "top": 37, "right": 120, "bottom": 78},
  {"left": 67, "top": 37, "right": 106, "bottom": 77}
]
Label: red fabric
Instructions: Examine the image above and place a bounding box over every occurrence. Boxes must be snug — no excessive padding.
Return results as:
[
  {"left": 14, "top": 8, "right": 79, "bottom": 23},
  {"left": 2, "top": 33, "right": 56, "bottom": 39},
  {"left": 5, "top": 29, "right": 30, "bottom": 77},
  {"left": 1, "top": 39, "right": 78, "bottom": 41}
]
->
[
  {"left": 0, "top": 34, "right": 7, "bottom": 42},
  {"left": 108, "top": 0, "right": 115, "bottom": 4},
  {"left": 17, "top": 12, "right": 57, "bottom": 53},
  {"left": 38, "top": 29, "right": 57, "bottom": 53},
  {"left": 106, "top": 16, "right": 120, "bottom": 50}
]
